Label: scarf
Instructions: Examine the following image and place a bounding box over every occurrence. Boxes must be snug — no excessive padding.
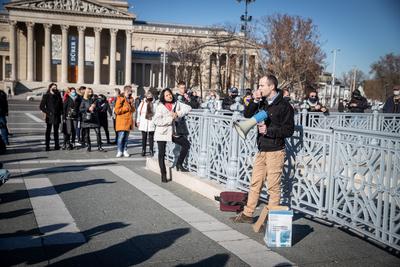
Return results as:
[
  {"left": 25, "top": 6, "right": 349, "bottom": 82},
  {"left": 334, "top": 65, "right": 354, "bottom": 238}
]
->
[{"left": 145, "top": 100, "right": 154, "bottom": 120}]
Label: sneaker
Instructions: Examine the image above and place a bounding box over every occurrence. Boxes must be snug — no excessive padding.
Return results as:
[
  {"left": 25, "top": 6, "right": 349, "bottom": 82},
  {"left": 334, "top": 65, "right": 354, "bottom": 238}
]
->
[
  {"left": 116, "top": 151, "right": 123, "bottom": 158},
  {"left": 230, "top": 212, "right": 253, "bottom": 224},
  {"left": 123, "top": 151, "right": 130, "bottom": 157}
]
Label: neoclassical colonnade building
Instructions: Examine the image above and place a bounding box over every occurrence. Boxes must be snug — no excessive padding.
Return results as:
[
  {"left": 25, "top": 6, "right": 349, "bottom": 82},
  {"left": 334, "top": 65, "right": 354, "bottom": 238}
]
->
[{"left": 0, "top": 0, "right": 259, "bottom": 96}]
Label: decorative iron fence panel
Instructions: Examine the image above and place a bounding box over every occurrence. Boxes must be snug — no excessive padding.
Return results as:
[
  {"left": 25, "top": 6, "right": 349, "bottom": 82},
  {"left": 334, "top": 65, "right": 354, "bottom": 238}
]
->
[
  {"left": 290, "top": 127, "right": 333, "bottom": 218},
  {"left": 327, "top": 129, "right": 400, "bottom": 250},
  {"left": 301, "top": 112, "right": 400, "bottom": 133}
]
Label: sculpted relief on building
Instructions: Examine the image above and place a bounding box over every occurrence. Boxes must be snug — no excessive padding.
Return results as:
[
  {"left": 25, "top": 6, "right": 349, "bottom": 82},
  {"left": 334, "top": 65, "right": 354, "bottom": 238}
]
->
[{"left": 9, "top": 0, "right": 133, "bottom": 18}]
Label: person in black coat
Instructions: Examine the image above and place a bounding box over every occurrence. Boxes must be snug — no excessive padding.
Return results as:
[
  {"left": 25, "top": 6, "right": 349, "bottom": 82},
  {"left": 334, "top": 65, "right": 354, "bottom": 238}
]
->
[
  {"left": 222, "top": 87, "right": 241, "bottom": 110},
  {"left": 79, "top": 88, "right": 104, "bottom": 152},
  {"left": 63, "top": 88, "right": 82, "bottom": 150},
  {"left": 40, "top": 83, "right": 63, "bottom": 151},
  {"left": 348, "top": 89, "right": 369, "bottom": 113},
  {"left": 0, "top": 89, "right": 9, "bottom": 145},
  {"left": 383, "top": 85, "right": 400, "bottom": 113},
  {"left": 98, "top": 94, "right": 112, "bottom": 144}
]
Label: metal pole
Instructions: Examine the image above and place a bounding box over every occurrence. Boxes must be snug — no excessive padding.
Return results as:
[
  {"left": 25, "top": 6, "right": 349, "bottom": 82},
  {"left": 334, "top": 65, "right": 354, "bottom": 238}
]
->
[
  {"left": 240, "top": 1, "right": 248, "bottom": 94},
  {"left": 162, "top": 49, "right": 166, "bottom": 88},
  {"left": 330, "top": 49, "right": 339, "bottom": 108}
]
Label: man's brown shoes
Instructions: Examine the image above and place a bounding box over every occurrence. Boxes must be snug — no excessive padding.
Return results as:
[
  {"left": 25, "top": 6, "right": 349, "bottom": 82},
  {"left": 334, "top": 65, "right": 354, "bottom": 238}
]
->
[{"left": 230, "top": 212, "right": 253, "bottom": 224}]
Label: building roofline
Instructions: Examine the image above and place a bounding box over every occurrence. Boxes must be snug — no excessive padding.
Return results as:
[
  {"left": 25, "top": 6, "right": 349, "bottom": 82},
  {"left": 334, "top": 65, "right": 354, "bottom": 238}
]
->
[{"left": 133, "top": 20, "right": 224, "bottom": 31}]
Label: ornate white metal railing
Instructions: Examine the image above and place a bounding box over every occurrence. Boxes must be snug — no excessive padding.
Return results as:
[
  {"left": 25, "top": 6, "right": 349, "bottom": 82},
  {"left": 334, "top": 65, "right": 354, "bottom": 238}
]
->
[
  {"left": 162, "top": 98, "right": 400, "bottom": 250},
  {"left": 303, "top": 110, "right": 400, "bottom": 133}
]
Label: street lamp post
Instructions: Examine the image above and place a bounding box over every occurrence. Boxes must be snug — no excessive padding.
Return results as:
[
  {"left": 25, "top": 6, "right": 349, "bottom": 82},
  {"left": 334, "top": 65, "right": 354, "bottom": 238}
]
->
[
  {"left": 237, "top": 0, "right": 255, "bottom": 95},
  {"left": 330, "top": 48, "right": 340, "bottom": 108}
]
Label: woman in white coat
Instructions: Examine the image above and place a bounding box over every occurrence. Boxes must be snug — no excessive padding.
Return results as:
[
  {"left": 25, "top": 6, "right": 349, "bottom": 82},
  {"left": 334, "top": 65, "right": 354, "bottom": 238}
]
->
[
  {"left": 153, "top": 88, "right": 192, "bottom": 182},
  {"left": 137, "top": 92, "right": 156, "bottom": 156}
]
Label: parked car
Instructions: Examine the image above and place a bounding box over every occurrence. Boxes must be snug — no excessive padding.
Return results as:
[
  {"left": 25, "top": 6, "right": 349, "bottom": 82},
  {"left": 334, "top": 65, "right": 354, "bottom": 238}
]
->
[{"left": 26, "top": 92, "right": 44, "bottom": 101}]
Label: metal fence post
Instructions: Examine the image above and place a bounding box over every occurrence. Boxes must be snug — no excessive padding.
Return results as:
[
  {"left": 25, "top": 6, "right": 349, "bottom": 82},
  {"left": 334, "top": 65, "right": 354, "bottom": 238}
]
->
[
  {"left": 197, "top": 99, "right": 211, "bottom": 178},
  {"left": 226, "top": 97, "right": 244, "bottom": 190},
  {"left": 371, "top": 106, "right": 379, "bottom": 145},
  {"left": 301, "top": 101, "right": 309, "bottom": 126}
]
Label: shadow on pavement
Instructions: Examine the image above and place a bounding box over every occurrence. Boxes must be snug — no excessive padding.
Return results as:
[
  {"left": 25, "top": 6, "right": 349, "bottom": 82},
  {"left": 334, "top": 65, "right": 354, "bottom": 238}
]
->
[
  {"left": 11, "top": 162, "right": 117, "bottom": 178},
  {"left": 0, "top": 208, "right": 32, "bottom": 220},
  {"left": 1, "top": 222, "right": 131, "bottom": 266},
  {"left": 0, "top": 178, "right": 115, "bottom": 205},
  {"left": 176, "top": 253, "right": 230, "bottom": 266},
  {"left": 292, "top": 224, "right": 314, "bottom": 246},
  {"left": 47, "top": 228, "right": 191, "bottom": 266}
]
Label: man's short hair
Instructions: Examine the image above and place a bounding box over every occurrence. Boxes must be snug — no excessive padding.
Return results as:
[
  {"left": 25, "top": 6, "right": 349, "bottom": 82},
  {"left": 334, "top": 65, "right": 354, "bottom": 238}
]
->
[
  {"left": 265, "top": 74, "right": 278, "bottom": 89},
  {"left": 177, "top": 81, "right": 185, "bottom": 86},
  {"left": 123, "top": 85, "right": 132, "bottom": 92}
]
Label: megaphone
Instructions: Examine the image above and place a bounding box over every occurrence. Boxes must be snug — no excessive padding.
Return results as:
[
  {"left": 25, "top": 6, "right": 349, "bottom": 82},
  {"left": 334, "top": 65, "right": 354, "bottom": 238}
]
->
[{"left": 234, "top": 110, "right": 268, "bottom": 139}]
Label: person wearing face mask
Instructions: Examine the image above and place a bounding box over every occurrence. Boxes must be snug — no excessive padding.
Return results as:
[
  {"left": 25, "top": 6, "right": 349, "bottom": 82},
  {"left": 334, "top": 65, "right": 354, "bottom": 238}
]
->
[
  {"left": 114, "top": 85, "right": 136, "bottom": 158},
  {"left": 108, "top": 88, "right": 121, "bottom": 144},
  {"left": 348, "top": 89, "right": 369, "bottom": 113},
  {"left": 306, "top": 91, "right": 329, "bottom": 114},
  {"left": 137, "top": 91, "right": 156, "bottom": 156},
  {"left": 79, "top": 88, "right": 104, "bottom": 152},
  {"left": 40, "top": 83, "right": 63, "bottom": 151},
  {"left": 153, "top": 88, "right": 192, "bottom": 182},
  {"left": 63, "top": 88, "right": 82, "bottom": 150},
  {"left": 383, "top": 85, "right": 400, "bottom": 113},
  {"left": 97, "top": 94, "right": 113, "bottom": 144}
]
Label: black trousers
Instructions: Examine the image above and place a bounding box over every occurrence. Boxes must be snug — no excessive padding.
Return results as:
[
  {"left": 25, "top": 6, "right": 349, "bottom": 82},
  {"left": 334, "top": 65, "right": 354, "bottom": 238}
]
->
[
  {"left": 45, "top": 123, "right": 59, "bottom": 149},
  {"left": 82, "top": 127, "right": 101, "bottom": 148},
  {"left": 64, "top": 119, "right": 77, "bottom": 145},
  {"left": 99, "top": 119, "right": 110, "bottom": 143},
  {"left": 141, "top": 131, "right": 154, "bottom": 153},
  {"left": 157, "top": 135, "right": 190, "bottom": 176}
]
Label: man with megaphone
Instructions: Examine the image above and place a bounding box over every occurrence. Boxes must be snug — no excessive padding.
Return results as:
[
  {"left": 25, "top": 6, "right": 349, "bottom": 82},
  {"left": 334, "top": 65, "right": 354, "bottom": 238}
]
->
[{"left": 231, "top": 74, "right": 295, "bottom": 227}]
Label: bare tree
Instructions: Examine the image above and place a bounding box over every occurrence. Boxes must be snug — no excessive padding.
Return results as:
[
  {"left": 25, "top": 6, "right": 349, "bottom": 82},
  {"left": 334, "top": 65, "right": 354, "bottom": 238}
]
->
[
  {"left": 370, "top": 53, "right": 400, "bottom": 100},
  {"left": 168, "top": 38, "right": 204, "bottom": 90},
  {"left": 257, "top": 14, "right": 326, "bottom": 97},
  {"left": 341, "top": 69, "right": 367, "bottom": 89}
]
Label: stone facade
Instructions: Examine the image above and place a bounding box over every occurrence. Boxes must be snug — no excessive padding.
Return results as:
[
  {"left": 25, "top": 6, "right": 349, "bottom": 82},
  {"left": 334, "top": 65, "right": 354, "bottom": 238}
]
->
[{"left": 0, "top": 0, "right": 259, "bottom": 96}]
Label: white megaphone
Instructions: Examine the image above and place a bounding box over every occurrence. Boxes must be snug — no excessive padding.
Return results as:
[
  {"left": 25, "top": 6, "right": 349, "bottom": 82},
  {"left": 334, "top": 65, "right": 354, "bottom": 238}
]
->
[{"left": 234, "top": 110, "right": 268, "bottom": 139}]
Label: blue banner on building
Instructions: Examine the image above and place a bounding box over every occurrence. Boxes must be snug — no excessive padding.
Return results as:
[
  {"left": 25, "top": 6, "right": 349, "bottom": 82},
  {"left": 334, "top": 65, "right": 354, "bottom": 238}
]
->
[{"left": 68, "top": 35, "right": 78, "bottom": 66}]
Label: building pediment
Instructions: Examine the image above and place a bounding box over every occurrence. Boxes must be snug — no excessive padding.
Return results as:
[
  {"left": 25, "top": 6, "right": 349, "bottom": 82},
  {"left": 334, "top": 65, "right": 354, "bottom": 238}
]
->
[{"left": 5, "top": 0, "right": 135, "bottom": 19}]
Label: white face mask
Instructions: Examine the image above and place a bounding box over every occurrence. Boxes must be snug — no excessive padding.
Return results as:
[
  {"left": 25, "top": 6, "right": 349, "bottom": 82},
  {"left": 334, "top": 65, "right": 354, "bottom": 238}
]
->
[{"left": 394, "top": 90, "right": 400, "bottom": 96}]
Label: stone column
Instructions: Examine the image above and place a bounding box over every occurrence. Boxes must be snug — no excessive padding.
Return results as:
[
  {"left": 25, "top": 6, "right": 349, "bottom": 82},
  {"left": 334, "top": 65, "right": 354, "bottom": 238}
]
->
[
  {"left": 225, "top": 53, "right": 230, "bottom": 89},
  {"left": 26, "top": 22, "right": 35, "bottom": 82},
  {"left": 109, "top": 28, "right": 118, "bottom": 86},
  {"left": 77, "top": 26, "right": 86, "bottom": 84},
  {"left": 1, "top": 56, "right": 5, "bottom": 80},
  {"left": 9, "top": 21, "right": 17, "bottom": 81},
  {"left": 61, "top": 25, "right": 69, "bottom": 83},
  {"left": 158, "top": 67, "right": 161, "bottom": 88},
  {"left": 43, "top": 24, "right": 52, "bottom": 82},
  {"left": 149, "top": 64, "right": 153, "bottom": 87},
  {"left": 125, "top": 29, "right": 133, "bottom": 85},
  {"left": 94, "top": 27, "right": 102, "bottom": 85},
  {"left": 141, "top": 63, "right": 145, "bottom": 87},
  {"left": 235, "top": 54, "right": 240, "bottom": 86}
]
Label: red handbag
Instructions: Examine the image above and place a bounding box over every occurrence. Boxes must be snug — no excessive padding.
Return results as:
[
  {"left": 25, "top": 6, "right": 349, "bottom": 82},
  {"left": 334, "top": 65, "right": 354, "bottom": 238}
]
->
[{"left": 215, "top": 191, "right": 248, "bottom": 212}]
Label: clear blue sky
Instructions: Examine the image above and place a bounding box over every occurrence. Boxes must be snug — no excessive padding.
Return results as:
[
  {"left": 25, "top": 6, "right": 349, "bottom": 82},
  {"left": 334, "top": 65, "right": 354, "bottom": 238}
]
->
[{"left": 129, "top": 0, "right": 400, "bottom": 78}]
